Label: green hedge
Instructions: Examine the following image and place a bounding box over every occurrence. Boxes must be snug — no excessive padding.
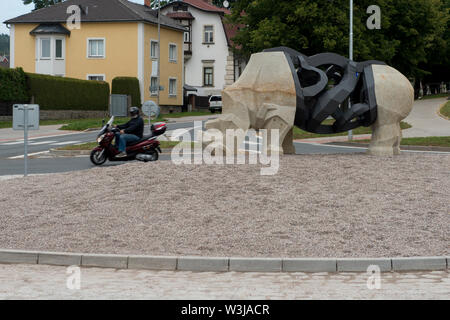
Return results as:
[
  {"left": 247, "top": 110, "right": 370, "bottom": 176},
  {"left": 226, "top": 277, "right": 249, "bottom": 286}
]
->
[
  {"left": 27, "top": 73, "right": 110, "bottom": 111},
  {"left": 111, "top": 77, "right": 141, "bottom": 107},
  {"left": 0, "top": 67, "right": 30, "bottom": 102}
]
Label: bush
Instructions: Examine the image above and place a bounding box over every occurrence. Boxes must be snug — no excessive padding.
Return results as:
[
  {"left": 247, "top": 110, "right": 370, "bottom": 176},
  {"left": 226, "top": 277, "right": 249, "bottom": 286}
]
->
[
  {"left": 0, "top": 67, "right": 30, "bottom": 102},
  {"left": 27, "top": 73, "right": 110, "bottom": 111},
  {"left": 111, "top": 77, "right": 141, "bottom": 107}
]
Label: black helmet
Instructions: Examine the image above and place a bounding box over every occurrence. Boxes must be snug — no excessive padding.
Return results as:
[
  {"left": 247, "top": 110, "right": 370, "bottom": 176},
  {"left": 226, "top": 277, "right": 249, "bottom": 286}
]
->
[{"left": 130, "top": 107, "right": 140, "bottom": 116}]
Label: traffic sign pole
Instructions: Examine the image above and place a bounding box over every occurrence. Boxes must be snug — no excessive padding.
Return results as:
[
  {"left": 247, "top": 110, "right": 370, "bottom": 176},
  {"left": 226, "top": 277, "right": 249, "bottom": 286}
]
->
[{"left": 24, "top": 106, "right": 28, "bottom": 177}]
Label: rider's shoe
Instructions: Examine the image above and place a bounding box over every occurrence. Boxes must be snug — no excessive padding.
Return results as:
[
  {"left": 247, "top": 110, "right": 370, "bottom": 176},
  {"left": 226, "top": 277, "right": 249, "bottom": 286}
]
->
[{"left": 116, "top": 152, "right": 128, "bottom": 158}]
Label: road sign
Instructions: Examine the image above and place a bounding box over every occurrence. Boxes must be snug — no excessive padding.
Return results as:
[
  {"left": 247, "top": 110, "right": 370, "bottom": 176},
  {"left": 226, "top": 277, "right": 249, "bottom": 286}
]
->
[
  {"left": 142, "top": 101, "right": 161, "bottom": 132},
  {"left": 13, "top": 104, "right": 39, "bottom": 131},
  {"left": 13, "top": 104, "right": 40, "bottom": 177},
  {"left": 142, "top": 101, "right": 160, "bottom": 118}
]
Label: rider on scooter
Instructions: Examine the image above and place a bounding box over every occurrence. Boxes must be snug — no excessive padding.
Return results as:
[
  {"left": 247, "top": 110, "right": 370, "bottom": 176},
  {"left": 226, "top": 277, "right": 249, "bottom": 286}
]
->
[{"left": 114, "top": 107, "right": 144, "bottom": 158}]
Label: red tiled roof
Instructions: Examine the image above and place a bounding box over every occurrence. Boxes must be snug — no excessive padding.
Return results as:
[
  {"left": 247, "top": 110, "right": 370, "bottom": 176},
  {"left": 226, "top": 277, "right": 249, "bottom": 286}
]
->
[
  {"left": 222, "top": 18, "right": 242, "bottom": 49},
  {"left": 166, "top": 11, "right": 195, "bottom": 20},
  {"left": 183, "top": 0, "right": 230, "bottom": 14}
]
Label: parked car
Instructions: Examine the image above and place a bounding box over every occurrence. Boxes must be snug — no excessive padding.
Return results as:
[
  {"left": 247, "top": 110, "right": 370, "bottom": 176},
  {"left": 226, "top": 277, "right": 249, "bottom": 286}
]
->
[{"left": 208, "top": 95, "right": 222, "bottom": 113}]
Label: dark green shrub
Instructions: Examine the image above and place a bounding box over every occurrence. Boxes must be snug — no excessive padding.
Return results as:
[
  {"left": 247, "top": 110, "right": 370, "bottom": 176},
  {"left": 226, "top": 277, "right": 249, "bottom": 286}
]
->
[
  {"left": 27, "top": 73, "right": 109, "bottom": 110},
  {"left": 111, "top": 77, "right": 141, "bottom": 107},
  {"left": 0, "top": 67, "right": 30, "bottom": 102}
]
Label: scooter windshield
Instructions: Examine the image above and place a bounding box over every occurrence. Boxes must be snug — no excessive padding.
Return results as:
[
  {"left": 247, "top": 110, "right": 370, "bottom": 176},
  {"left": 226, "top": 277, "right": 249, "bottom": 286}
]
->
[{"left": 98, "top": 116, "right": 115, "bottom": 135}]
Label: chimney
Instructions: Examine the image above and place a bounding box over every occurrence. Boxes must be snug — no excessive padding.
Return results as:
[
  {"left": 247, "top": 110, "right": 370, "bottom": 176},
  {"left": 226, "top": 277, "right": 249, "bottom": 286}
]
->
[{"left": 144, "top": 0, "right": 151, "bottom": 7}]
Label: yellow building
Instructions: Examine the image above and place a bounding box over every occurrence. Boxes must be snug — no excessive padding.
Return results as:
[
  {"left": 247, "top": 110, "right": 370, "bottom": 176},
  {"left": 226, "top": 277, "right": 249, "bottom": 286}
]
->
[{"left": 5, "top": 0, "right": 185, "bottom": 110}]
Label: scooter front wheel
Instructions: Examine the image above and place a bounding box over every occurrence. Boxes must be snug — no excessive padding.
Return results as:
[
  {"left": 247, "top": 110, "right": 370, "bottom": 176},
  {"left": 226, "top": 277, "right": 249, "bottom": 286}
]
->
[{"left": 90, "top": 149, "right": 107, "bottom": 165}]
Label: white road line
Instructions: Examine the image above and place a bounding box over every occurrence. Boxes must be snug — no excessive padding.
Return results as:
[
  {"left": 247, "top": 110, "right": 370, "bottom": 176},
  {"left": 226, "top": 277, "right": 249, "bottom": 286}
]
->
[
  {"left": 0, "top": 131, "right": 92, "bottom": 143},
  {"left": 28, "top": 140, "right": 57, "bottom": 145},
  {"left": 8, "top": 151, "right": 50, "bottom": 159},
  {"left": 50, "top": 141, "right": 82, "bottom": 146},
  {"left": 0, "top": 141, "right": 24, "bottom": 145}
]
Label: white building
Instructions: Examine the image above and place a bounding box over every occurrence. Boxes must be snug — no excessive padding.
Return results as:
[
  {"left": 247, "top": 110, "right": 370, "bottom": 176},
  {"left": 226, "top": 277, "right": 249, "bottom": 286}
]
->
[{"left": 161, "top": 0, "right": 246, "bottom": 107}]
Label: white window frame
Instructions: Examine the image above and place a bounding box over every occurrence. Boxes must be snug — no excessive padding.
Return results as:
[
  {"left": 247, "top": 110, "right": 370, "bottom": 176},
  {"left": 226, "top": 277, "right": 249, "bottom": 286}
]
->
[
  {"left": 87, "top": 38, "right": 106, "bottom": 59},
  {"left": 54, "top": 37, "right": 65, "bottom": 60},
  {"left": 203, "top": 25, "right": 214, "bottom": 44},
  {"left": 86, "top": 74, "right": 106, "bottom": 81},
  {"left": 150, "top": 76, "right": 158, "bottom": 96},
  {"left": 168, "top": 77, "right": 177, "bottom": 97},
  {"left": 169, "top": 43, "right": 177, "bottom": 63},
  {"left": 150, "top": 39, "right": 159, "bottom": 59},
  {"left": 40, "top": 37, "right": 51, "bottom": 60}
]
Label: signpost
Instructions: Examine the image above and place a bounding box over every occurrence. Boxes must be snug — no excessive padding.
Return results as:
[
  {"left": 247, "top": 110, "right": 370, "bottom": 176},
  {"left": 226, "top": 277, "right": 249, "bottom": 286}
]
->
[
  {"left": 142, "top": 100, "right": 161, "bottom": 132},
  {"left": 13, "top": 104, "right": 40, "bottom": 177}
]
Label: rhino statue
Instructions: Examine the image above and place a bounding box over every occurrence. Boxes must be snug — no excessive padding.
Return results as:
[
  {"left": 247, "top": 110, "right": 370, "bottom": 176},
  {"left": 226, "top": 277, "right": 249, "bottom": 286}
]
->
[{"left": 204, "top": 47, "right": 414, "bottom": 156}]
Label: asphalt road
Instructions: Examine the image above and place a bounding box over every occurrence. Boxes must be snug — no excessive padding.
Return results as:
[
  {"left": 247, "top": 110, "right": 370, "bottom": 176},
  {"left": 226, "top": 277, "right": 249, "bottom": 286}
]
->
[
  {"left": 4, "top": 119, "right": 446, "bottom": 177},
  {"left": 0, "top": 121, "right": 203, "bottom": 160},
  {"left": 0, "top": 143, "right": 367, "bottom": 177}
]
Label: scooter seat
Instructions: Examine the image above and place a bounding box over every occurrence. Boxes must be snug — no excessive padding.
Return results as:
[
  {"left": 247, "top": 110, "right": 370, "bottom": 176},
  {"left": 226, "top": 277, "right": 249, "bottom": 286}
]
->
[{"left": 127, "top": 134, "right": 154, "bottom": 147}]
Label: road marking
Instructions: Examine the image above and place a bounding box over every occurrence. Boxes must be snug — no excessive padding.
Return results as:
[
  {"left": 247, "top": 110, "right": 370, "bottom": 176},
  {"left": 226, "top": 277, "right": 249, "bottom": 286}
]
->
[
  {"left": 0, "top": 141, "right": 24, "bottom": 145},
  {"left": 8, "top": 151, "right": 50, "bottom": 159},
  {"left": 50, "top": 141, "right": 82, "bottom": 146},
  {"left": 28, "top": 140, "right": 57, "bottom": 145}
]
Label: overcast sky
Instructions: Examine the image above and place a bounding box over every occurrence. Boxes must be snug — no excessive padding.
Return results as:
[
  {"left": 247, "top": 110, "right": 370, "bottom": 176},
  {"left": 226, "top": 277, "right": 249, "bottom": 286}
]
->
[{"left": 0, "top": 0, "right": 144, "bottom": 35}]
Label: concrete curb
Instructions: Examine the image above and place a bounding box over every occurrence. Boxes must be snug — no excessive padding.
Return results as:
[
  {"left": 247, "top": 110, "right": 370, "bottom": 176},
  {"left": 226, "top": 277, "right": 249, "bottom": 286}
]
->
[
  {"left": 437, "top": 101, "right": 450, "bottom": 121},
  {"left": 1, "top": 249, "right": 449, "bottom": 273}
]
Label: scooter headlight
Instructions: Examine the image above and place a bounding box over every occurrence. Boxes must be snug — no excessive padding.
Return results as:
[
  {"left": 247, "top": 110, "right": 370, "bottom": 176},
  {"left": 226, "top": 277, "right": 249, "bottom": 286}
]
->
[{"left": 97, "top": 134, "right": 105, "bottom": 143}]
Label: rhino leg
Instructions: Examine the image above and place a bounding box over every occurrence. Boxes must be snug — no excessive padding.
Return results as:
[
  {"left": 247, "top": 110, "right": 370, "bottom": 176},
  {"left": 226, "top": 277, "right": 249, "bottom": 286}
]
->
[
  {"left": 255, "top": 103, "right": 294, "bottom": 155},
  {"left": 367, "top": 65, "right": 414, "bottom": 156}
]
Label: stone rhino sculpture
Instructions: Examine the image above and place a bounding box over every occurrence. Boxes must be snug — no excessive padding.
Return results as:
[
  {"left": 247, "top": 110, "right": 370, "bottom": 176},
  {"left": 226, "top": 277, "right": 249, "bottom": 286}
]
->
[{"left": 204, "top": 47, "right": 414, "bottom": 156}]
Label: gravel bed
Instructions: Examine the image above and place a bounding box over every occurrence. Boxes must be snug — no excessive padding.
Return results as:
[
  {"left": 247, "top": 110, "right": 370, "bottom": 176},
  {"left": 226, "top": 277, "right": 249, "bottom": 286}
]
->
[{"left": 0, "top": 154, "right": 449, "bottom": 258}]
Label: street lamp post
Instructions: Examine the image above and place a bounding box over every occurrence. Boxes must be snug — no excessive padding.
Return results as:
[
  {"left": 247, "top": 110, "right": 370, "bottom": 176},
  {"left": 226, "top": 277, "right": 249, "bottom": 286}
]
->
[{"left": 348, "top": 0, "right": 353, "bottom": 141}]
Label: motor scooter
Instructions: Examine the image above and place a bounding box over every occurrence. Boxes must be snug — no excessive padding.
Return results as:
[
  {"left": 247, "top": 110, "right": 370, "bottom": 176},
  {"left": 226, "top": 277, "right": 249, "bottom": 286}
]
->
[{"left": 90, "top": 116, "right": 167, "bottom": 166}]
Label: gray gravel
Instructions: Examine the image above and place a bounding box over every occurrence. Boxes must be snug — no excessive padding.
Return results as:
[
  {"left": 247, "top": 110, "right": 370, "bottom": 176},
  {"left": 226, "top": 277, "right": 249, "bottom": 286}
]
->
[{"left": 0, "top": 154, "right": 449, "bottom": 258}]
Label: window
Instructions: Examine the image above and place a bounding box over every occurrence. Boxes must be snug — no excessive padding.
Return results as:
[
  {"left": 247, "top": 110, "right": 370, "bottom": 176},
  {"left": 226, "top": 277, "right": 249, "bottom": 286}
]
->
[
  {"left": 184, "top": 31, "right": 190, "bottom": 42},
  {"left": 204, "top": 25, "right": 214, "bottom": 44},
  {"left": 87, "top": 75, "right": 105, "bottom": 81},
  {"left": 169, "top": 78, "right": 177, "bottom": 96},
  {"left": 169, "top": 44, "right": 177, "bottom": 62},
  {"left": 150, "top": 76, "right": 158, "bottom": 96},
  {"left": 55, "top": 39, "right": 63, "bottom": 59},
  {"left": 203, "top": 67, "right": 213, "bottom": 87},
  {"left": 150, "top": 40, "right": 159, "bottom": 59},
  {"left": 88, "top": 39, "right": 105, "bottom": 58},
  {"left": 40, "top": 38, "right": 51, "bottom": 59}
]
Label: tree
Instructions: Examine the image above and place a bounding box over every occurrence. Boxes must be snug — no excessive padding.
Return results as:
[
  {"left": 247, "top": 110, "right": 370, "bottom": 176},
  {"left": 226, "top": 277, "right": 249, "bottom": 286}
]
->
[
  {"left": 229, "top": 0, "right": 449, "bottom": 78},
  {"left": 0, "top": 34, "right": 10, "bottom": 56},
  {"left": 22, "top": 0, "right": 64, "bottom": 11}
]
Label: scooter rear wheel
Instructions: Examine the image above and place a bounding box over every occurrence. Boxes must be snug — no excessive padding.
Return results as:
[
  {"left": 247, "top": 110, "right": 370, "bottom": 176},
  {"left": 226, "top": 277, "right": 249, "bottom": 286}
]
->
[{"left": 90, "top": 149, "right": 107, "bottom": 165}]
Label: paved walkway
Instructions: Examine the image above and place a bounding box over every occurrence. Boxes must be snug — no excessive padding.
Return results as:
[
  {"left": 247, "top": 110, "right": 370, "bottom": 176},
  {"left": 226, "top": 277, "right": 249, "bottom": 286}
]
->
[
  {"left": 0, "top": 264, "right": 448, "bottom": 299},
  {"left": 402, "top": 97, "right": 449, "bottom": 138}
]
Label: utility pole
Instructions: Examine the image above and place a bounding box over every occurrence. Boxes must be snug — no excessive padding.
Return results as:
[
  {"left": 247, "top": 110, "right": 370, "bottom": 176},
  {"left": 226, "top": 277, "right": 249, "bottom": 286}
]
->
[
  {"left": 348, "top": 0, "right": 354, "bottom": 141},
  {"left": 157, "top": 0, "right": 161, "bottom": 108}
]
